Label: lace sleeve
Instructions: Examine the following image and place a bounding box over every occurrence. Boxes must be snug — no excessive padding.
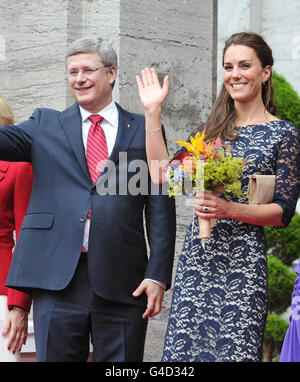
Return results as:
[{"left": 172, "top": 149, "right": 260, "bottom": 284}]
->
[{"left": 273, "top": 123, "right": 300, "bottom": 226}]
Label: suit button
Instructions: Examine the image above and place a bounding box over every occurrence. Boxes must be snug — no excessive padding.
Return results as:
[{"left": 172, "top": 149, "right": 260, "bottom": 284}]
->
[{"left": 80, "top": 216, "right": 86, "bottom": 223}]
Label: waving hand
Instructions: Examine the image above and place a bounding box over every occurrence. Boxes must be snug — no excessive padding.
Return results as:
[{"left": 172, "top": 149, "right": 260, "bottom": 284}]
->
[{"left": 136, "top": 67, "right": 169, "bottom": 112}]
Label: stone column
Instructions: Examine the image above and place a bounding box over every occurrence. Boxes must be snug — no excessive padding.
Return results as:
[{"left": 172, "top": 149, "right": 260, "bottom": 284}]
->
[
  {"left": 250, "top": 0, "right": 263, "bottom": 34},
  {"left": 0, "top": 0, "right": 69, "bottom": 122},
  {"left": 111, "top": 0, "right": 218, "bottom": 361},
  {"left": 0, "top": 0, "right": 217, "bottom": 361}
]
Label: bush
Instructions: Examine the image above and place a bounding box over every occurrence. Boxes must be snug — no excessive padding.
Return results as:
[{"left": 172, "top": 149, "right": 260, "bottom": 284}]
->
[
  {"left": 264, "top": 213, "right": 300, "bottom": 267},
  {"left": 264, "top": 314, "right": 289, "bottom": 342},
  {"left": 273, "top": 71, "right": 300, "bottom": 127},
  {"left": 267, "top": 255, "right": 296, "bottom": 314},
  {"left": 262, "top": 72, "right": 300, "bottom": 361},
  {"left": 263, "top": 314, "right": 290, "bottom": 362}
]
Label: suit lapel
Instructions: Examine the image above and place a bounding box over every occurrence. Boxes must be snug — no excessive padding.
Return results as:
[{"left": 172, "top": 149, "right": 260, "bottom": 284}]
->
[
  {"left": 58, "top": 103, "right": 92, "bottom": 184},
  {"left": 96, "top": 104, "right": 139, "bottom": 187},
  {"left": 58, "top": 102, "right": 140, "bottom": 187},
  {"left": 109, "top": 103, "right": 137, "bottom": 164}
]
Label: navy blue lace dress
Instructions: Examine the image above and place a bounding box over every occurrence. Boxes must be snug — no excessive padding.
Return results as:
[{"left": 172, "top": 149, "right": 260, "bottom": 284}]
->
[{"left": 162, "top": 121, "right": 300, "bottom": 362}]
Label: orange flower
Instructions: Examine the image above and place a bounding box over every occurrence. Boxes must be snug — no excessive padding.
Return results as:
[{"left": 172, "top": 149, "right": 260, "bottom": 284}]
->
[{"left": 182, "top": 156, "right": 195, "bottom": 172}]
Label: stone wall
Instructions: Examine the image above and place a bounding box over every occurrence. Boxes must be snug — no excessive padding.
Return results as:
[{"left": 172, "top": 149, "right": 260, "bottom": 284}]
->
[
  {"left": 0, "top": 0, "right": 217, "bottom": 361},
  {"left": 0, "top": 0, "right": 68, "bottom": 121},
  {"left": 218, "top": 0, "right": 300, "bottom": 97}
]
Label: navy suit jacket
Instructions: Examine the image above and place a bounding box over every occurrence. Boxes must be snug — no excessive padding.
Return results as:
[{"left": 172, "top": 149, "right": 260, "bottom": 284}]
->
[{"left": 0, "top": 102, "right": 176, "bottom": 307}]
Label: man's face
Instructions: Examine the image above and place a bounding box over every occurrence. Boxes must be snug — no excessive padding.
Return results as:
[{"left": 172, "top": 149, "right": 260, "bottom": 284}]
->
[{"left": 67, "top": 52, "right": 117, "bottom": 113}]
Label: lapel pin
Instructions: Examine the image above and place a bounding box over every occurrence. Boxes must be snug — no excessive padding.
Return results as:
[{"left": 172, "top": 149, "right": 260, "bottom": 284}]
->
[{"left": 126, "top": 123, "right": 131, "bottom": 128}]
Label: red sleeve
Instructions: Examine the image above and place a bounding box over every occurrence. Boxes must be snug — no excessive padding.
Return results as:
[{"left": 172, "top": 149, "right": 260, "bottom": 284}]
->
[
  {"left": 7, "top": 288, "right": 32, "bottom": 312},
  {"left": 7, "top": 163, "right": 33, "bottom": 312},
  {"left": 172, "top": 150, "right": 189, "bottom": 163}
]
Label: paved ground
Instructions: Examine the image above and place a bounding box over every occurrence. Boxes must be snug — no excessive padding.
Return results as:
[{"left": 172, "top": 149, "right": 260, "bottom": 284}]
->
[{"left": 144, "top": 319, "right": 168, "bottom": 362}]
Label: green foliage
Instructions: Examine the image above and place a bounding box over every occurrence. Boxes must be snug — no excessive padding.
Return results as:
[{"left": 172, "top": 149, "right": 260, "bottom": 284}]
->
[
  {"left": 264, "top": 213, "right": 300, "bottom": 267},
  {"left": 267, "top": 255, "right": 296, "bottom": 314},
  {"left": 263, "top": 73, "right": 300, "bottom": 361},
  {"left": 273, "top": 72, "right": 300, "bottom": 127},
  {"left": 264, "top": 314, "right": 289, "bottom": 342},
  {"left": 199, "top": 152, "right": 245, "bottom": 198}
]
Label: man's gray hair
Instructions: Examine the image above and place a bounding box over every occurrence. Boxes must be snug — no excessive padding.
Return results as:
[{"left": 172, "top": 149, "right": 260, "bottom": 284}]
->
[{"left": 66, "top": 37, "right": 118, "bottom": 69}]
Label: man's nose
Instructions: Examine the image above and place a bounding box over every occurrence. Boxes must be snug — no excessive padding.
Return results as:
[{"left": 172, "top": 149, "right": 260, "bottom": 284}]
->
[{"left": 76, "top": 71, "right": 87, "bottom": 83}]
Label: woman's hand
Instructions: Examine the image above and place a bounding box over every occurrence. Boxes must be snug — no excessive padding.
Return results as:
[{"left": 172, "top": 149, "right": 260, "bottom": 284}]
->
[
  {"left": 2, "top": 308, "right": 28, "bottom": 353},
  {"left": 136, "top": 67, "right": 169, "bottom": 112},
  {"left": 194, "top": 192, "right": 231, "bottom": 220},
  {"left": 195, "top": 192, "right": 284, "bottom": 227}
]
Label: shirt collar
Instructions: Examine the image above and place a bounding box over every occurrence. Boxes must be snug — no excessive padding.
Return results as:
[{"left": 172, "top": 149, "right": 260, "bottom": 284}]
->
[{"left": 79, "top": 101, "right": 118, "bottom": 128}]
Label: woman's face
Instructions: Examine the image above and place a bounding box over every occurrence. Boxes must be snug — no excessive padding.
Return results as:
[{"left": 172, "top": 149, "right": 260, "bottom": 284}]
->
[{"left": 223, "top": 44, "right": 271, "bottom": 104}]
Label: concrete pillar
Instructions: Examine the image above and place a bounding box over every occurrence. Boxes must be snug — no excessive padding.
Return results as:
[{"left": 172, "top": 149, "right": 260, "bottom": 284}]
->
[
  {"left": 262, "top": 0, "right": 300, "bottom": 96},
  {"left": 0, "top": 0, "right": 217, "bottom": 361},
  {"left": 250, "top": 0, "right": 263, "bottom": 34},
  {"left": 114, "top": 0, "right": 218, "bottom": 362},
  {"left": 0, "top": 0, "right": 68, "bottom": 122}
]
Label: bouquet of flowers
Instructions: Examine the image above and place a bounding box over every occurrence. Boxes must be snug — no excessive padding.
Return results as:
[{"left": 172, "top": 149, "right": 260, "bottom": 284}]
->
[{"left": 168, "top": 129, "right": 246, "bottom": 239}]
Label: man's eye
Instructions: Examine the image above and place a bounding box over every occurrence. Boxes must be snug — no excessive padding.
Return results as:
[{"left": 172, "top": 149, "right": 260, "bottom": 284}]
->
[
  {"left": 84, "top": 69, "right": 94, "bottom": 73},
  {"left": 69, "top": 70, "right": 78, "bottom": 75}
]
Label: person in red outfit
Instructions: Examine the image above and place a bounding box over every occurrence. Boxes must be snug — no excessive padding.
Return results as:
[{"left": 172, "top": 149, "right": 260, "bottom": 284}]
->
[{"left": 0, "top": 94, "right": 32, "bottom": 361}]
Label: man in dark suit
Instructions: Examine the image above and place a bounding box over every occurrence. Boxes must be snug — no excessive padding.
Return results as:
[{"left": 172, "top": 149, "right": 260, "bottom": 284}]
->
[{"left": 0, "top": 37, "right": 176, "bottom": 361}]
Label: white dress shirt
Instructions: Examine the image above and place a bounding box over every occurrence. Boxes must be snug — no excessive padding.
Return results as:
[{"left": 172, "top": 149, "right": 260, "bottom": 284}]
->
[
  {"left": 80, "top": 101, "right": 118, "bottom": 252},
  {"left": 79, "top": 102, "right": 165, "bottom": 289}
]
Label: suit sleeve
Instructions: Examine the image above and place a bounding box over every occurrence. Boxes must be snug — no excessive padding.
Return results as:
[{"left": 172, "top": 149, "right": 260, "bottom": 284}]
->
[
  {"left": 7, "top": 162, "right": 33, "bottom": 312},
  {"left": 0, "top": 109, "right": 40, "bottom": 162},
  {"left": 144, "top": 125, "right": 176, "bottom": 290},
  {"left": 144, "top": 190, "right": 176, "bottom": 290}
]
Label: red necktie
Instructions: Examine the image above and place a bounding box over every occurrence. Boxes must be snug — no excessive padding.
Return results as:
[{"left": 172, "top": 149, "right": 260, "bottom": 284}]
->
[
  {"left": 86, "top": 114, "right": 108, "bottom": 184},
  {"left": 86, "top": 114, "right": 108, "bottom": 218}
]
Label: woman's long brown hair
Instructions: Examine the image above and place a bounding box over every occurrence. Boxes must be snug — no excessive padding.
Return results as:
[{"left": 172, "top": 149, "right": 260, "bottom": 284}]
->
[
  {"left": 203, "top": 32, "right": 275, "bottom": 142},
  {"left": 0, "top": 94, "right": 14, "bottom": 125}
]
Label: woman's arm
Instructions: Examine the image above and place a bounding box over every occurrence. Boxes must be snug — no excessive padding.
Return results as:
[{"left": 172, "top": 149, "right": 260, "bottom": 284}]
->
[
  {"left": 194, "top": 192, "right": 284, "bottom": 227},
  {"left": 136, "top": 67, "right": 170, "bottom": 184}
]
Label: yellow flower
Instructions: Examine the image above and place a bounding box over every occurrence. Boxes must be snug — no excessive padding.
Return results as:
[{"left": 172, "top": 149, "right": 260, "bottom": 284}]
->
[
  {"left": 175, "top": 140, "right": 198, "bottom": 156},
  {"left": 176, "top": 129, "right": 214, "bottom": 158}
]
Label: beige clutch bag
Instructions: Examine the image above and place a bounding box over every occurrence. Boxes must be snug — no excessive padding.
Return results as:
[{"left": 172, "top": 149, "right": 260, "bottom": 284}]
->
[{"left": 248, "top": 175, "right": 276, "bottom": 204}]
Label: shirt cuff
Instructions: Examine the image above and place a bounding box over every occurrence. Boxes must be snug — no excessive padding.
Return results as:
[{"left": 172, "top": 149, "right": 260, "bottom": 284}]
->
[{"left": 145, "top": 278, "right": 166, "bottom": 290}]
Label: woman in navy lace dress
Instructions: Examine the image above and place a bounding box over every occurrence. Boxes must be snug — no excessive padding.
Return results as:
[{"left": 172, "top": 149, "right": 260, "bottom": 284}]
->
[{"left": 136, "top": 32, "right": 300, "bottom": 361}]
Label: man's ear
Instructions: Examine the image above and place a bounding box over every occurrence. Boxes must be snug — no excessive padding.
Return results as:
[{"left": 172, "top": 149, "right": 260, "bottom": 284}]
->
[{"left": 108, "top": 65, "right": 117, "bottom": 87}]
